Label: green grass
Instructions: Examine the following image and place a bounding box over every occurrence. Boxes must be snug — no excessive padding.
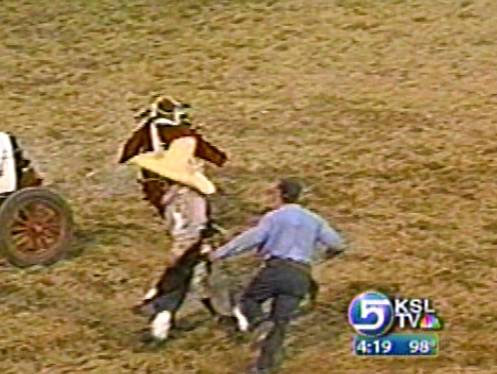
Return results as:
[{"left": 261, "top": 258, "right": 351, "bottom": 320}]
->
[{"left": 1, "top": 0, "right": 496, "bottom": 373}]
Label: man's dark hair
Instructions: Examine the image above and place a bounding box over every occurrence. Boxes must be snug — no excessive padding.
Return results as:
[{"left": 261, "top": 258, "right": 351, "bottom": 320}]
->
[{"left": 277, "top": 178, "right": 303, "bottom": 203}]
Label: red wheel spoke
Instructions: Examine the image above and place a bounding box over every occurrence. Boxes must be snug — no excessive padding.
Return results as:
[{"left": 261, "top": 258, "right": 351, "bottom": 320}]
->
[
  {"left": 40, "top": 231, "right": 57, "bottom": 242},
  {"left": 13, "top": 236, "right": 33, "bottom": 251},
  {"left": 42, "top": 221, "right": 62, "bottom": 229},
  {"left": 11, "top": 225, "right": 29, "bottom": 234},
  {"left": 33, "top": 236, "right": 46, "bottom": 251},
  {"left": 28, "top": 203, "right": 45, "bottom": 215},
  {"left": 35, "top": 236, "right": 49, "bottom": 250},
  {"left": 32, "top": 207, "right": 58, "bottom": 223},
  {"left": 13, "top": 218, "right": 29, "bottom": 227},
  {"left": 41, "top": 225, "right": 62, "bottom": 237},
  {"left": 43, "top": 216, "right": 61, "bottom": 226},
  {"left": 14, "top": 211, "right": 30, "bottom": 224},
  {"left": 41, "top": 236, "right": 56, "bottom": 246},
  {"left": 18, "top": 208, "right": 29, "bottom": 219},
  {"left": 39, "top": 216, "right": 59, "bottom": 225},
  {"left": 12, "top": 234, "right": 30, "bottom": 245}
]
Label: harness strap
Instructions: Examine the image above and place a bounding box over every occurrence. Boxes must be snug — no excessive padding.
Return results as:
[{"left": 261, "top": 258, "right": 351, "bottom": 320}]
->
[{"left": 149, "top": 117, "right": 178, "bottom": 152}]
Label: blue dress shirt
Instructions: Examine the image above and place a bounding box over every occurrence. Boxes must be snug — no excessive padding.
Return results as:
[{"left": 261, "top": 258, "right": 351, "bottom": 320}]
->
[{"left": 211, "top": 204, "right": 343, "bottom": 264}]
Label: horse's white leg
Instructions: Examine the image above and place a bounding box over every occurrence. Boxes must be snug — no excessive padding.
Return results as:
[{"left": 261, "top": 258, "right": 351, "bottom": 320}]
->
[
  {"left": 143, "top": 287, "right": 158, "bottom": 301},
  {"left": 151, "top": 310, "right": 172, "bottom": 340},
  {"left": 233, "top": 305, "right": 250, "bottom": 332}
]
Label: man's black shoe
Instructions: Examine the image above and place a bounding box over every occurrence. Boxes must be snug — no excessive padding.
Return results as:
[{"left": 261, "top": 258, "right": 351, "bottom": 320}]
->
[{"left": 250, "top": 320, "right": 274, "bottom": 351}]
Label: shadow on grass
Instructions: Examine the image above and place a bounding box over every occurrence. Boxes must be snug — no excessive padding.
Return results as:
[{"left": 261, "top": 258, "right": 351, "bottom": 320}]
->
[
  {"left": 129, "top": 312, "right": 218, "bottom": 353},
  {"left": 66, "top": 218, "right": 150, "bottom": 262},
  {"left": 65, "top": 227, "right": 95, "bottom": 261}
]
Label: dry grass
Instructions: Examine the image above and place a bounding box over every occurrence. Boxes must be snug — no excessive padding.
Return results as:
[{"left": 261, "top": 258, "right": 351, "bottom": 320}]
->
[{"left": 1, "top": 0, "right": 496, "bottom": 373}]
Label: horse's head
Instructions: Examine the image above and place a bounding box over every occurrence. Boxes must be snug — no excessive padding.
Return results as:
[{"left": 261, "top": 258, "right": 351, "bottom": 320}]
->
[
  {"left": 135, "top": 95, "right": 192, "bottom": 126},
  {"left": 119, "top": 95, "right": 195, "bottom": 164},
  {"left": 118, "top": 95, "right": 227, "bottom": 166}
]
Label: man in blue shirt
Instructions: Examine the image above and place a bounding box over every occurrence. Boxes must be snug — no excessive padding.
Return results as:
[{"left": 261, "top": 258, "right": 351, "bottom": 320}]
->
[{"left": 209, "top": 179, "right": 345, "bottom": 373}]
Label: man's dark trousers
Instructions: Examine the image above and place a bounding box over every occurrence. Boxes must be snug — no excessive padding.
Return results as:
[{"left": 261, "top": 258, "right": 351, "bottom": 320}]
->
[{"left": 239, "top": 258, "right": 311, "bottom": 371}]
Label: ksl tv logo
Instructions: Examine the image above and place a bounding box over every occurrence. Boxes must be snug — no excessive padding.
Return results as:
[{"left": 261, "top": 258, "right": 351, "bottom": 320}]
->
[{"left": 348, "top": 290, "right": 443, "bottom": 336}]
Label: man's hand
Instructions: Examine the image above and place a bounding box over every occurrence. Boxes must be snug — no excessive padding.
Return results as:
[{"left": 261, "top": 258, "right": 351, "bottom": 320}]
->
[
  {"left": 325, "top": 240, "right": 347, "bottom": 259},
  {"left": 205, "top": 248, "right": 220, "bottom": 262},
  {"left": 201, "top": 244, "right": 220, "bottom": 262},
  {"left": 200, "top": 244, "right": 213, "bottom": 255},
  {"left": 324, "top": 243, "right": 346, "bottom": 260}
]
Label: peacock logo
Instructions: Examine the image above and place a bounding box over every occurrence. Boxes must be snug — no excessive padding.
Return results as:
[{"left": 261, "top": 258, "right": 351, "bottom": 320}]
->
[{"left": 419, "top": 314, "right": 442, "bottom": 330}]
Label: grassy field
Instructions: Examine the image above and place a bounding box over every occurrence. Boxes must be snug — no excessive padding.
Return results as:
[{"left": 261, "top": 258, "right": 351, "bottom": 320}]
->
[{"left": 1, "top": 0, "right": 496, "bottom": 373}]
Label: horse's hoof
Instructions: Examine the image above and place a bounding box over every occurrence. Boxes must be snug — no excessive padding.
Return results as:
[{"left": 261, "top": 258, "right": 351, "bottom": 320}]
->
[
  {"left": 132, "top": 303, "right": 155, "bottom": 317},
  {"left": 139, "top": 331, "right": 168, "bottom": 347},
  {"left": 245, "top": 363, "right": 272, "bottom": 374},
  {"left": 216, "top": 315, "right": 238, "bottom": 327},
  {"left": 131, "top": 304, "right": 144, "bottom": 316}
]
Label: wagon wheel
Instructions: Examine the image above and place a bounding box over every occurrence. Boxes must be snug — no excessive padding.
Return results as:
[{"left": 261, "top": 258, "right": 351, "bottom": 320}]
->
[{"left": 0, "top": 187, "right": 74, "bottom": 267}]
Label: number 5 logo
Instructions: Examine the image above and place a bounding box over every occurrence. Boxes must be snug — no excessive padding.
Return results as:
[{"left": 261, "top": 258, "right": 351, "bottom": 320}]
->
[
  {"left": 348, "top": 291, "right": 394, "bottom": 337},
  {"left": 358, "top": 299, "right": 391, "bottom": 330}
]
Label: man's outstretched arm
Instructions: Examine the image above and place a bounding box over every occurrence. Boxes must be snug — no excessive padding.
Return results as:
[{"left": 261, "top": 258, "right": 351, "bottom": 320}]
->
[
  {"left": 317, "top": 219, "right": 346, "bottom": 258},
  {"left": 209, "top": 218, "right": 271, "bottom": 260}
]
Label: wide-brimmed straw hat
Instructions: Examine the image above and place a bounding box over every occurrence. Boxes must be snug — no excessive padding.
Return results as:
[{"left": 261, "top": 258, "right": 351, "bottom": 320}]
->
[{"left": 128, "top": 136, "right": 215, "bottom": 195}]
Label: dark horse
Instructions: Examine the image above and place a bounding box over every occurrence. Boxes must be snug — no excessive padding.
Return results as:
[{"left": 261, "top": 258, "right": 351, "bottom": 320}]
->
[
  {"left": 132, "top": 225, "right": 220, "bottom": 341},
  {"left": 119, "top": 114, "right": 229, "bottom": 341}
]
